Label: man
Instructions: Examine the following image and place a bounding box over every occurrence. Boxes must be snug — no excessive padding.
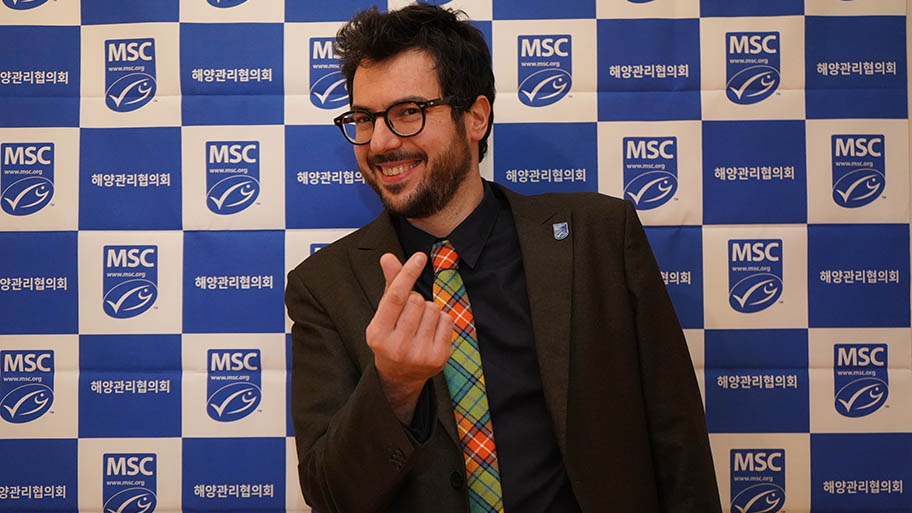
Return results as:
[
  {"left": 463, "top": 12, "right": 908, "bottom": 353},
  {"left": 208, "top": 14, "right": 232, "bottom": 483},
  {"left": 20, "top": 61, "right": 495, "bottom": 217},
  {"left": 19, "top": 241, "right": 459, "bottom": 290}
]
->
[{"left": 285, "top": 4, "right": 721, "bottom": 513}]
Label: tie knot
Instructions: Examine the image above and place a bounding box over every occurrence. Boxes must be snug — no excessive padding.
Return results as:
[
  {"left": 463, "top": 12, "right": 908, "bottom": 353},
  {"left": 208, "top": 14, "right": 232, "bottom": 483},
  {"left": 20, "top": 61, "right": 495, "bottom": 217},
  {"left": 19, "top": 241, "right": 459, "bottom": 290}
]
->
[{"left": 430, "top": 239, "right": 459, "bottom": 273}]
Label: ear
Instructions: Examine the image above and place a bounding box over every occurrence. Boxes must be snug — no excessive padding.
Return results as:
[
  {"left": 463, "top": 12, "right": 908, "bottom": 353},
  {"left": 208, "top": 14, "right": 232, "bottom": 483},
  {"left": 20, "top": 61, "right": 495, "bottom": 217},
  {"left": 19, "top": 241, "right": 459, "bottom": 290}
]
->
[{"left": 463, "top": 95, "right": 491, "bottom": 143}]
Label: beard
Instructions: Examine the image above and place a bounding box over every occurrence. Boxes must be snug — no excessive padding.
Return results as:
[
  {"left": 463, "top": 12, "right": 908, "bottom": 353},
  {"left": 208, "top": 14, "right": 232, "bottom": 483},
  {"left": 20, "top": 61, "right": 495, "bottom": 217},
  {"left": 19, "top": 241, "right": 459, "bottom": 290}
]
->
[{"left": 362, "top": 126, "right": 472, "bottom": 219}]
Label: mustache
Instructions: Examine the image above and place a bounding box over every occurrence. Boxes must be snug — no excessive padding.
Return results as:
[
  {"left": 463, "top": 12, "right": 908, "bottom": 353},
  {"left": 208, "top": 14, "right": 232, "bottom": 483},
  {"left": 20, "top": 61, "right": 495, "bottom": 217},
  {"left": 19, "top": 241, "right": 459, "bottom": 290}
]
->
[{"left": 367, "top": 151, "right": 427, "bottom": 168}]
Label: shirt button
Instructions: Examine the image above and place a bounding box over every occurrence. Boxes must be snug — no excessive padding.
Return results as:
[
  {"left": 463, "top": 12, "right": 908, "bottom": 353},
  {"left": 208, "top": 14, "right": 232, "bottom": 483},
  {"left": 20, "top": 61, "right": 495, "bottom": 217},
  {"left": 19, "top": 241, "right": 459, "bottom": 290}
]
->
[{"left": 450, "top": 471, "right": 465, "bottom": 489}]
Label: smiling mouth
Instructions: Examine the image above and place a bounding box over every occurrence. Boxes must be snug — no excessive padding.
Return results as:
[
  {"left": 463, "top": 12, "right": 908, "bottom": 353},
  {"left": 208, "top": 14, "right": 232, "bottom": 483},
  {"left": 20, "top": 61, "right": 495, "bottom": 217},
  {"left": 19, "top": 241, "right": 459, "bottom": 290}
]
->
[{"left": 378, "top": 160, "right": 422, "bottom": 177}]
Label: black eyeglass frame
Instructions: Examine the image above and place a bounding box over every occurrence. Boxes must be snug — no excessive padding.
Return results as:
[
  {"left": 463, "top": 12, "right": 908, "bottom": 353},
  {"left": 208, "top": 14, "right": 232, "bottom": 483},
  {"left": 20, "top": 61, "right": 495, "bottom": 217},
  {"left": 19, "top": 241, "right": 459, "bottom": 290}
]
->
[{"left": 332, "top": 97, "right": 456, "bottom": 145}]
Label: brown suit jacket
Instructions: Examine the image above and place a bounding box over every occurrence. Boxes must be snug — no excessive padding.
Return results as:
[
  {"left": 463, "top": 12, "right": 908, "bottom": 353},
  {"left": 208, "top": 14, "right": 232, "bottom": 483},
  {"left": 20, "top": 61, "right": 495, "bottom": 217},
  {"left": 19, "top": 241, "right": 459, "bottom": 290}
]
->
[{"left": 285, "top": 184, "right": 722, "bottom": 513}]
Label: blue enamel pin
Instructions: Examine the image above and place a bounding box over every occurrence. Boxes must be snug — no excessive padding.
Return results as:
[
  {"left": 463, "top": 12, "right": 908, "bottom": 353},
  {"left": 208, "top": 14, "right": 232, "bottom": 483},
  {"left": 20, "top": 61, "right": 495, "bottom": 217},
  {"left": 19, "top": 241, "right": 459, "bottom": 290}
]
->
[{"left": 552, "top": 222, "right": 569, "bottom": 240}]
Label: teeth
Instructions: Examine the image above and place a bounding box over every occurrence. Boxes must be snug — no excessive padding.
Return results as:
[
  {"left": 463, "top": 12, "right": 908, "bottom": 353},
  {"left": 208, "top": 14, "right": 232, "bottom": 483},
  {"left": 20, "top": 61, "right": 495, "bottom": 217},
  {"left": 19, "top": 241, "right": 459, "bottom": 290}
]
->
[{"left": 380, "top": 162, "right": 416, "bottom": 176}]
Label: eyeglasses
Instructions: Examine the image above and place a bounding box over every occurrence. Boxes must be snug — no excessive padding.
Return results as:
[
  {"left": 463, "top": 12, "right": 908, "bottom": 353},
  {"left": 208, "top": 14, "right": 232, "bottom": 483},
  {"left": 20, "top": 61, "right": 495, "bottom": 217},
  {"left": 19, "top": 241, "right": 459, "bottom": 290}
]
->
[{"left": 333, "top": 98, "right": 454, "bottom": 145}]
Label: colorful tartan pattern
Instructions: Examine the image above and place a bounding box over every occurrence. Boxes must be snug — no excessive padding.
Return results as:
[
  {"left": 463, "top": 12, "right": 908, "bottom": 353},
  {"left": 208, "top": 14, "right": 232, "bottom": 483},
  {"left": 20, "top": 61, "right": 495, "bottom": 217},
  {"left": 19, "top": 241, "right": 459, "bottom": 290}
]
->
[{"left": 431, "top": 240, "right": 505, "bottom": 513}]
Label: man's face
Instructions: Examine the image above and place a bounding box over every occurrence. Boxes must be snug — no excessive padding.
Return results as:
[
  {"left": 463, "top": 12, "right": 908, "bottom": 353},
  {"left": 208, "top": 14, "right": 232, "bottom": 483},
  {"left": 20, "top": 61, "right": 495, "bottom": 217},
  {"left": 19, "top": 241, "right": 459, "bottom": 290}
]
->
[{"left": 350, "top": 49, "right": 471, "bottom": 219}]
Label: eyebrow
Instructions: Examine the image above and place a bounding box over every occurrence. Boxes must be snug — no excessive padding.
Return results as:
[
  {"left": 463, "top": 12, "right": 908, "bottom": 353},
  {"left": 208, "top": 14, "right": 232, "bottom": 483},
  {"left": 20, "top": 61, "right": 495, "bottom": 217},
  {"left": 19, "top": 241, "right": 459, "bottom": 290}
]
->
[{"left": 350, "top": 95, "right": 433, "bottom": 112}]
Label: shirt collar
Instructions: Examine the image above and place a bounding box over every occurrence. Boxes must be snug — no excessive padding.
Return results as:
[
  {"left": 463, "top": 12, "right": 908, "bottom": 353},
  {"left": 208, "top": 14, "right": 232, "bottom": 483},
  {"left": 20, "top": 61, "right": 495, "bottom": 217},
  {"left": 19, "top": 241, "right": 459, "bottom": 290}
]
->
[{"left": 394, "top": 180, "right": 499, "bottom": 270}]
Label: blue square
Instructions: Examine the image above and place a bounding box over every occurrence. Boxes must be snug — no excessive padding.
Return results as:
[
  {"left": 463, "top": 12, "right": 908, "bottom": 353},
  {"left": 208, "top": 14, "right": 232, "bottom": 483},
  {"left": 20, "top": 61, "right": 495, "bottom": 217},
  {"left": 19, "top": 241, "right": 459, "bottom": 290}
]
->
[
  {"left": 808, "top": 224, "right": 910, "bottom": 328},
  {"left": 597, "top": 19, "right": 701, "bottom": 121},
  {"left": 0, "top": 26, "right": 79, "bottom": 127},
  {"left": 82, "top": 0, "right": 179, "bottom": 24},
  {"left": 702, "top": 121, "right": 807, "bottom": 224},
  {"left": 78, "top": 334, "right": 182, "bottom": 438},
  {"left": 182, "top": 437, "right": 285, "bottom": 512},
  {"left": 701, "top": 0, "right": 801, "bottom": 17},
  {"left": 811, "top": 434, "right": 912, "bottom": 511},
  {"left": 285, "top": 0, "right": 379, "bottom": 22},
  {"left": 0, "top": 232, "right": 77, "bottom": 334},
  {"left": 493, "top": 123, "right": 597, "bottom": 195},
  {"left": 0, "top": 439, "right": 77, "bottom": 512},
  {"left": 705, "top": 329, "right": 809, "bottom": 433},
  {"left": 644, "top": 226, "right": 703, "bottom": 329},
  {"left": 79, "top": 128, "right": 182, "bottom": 230},
  {"left": 806, "top": 16, "right": 907, "bottom": 119},
  {"left": 285, "top": 125, "right": 382, "bottom": 229},
  {"left": 180, "top": 23, "right": 284, "bottom": 126},
  {"left": 494, "top": 0, "right": 594, "bottom": 19},
  {"left": 183, "top": 231, "right": 285, "bottom": 333}
]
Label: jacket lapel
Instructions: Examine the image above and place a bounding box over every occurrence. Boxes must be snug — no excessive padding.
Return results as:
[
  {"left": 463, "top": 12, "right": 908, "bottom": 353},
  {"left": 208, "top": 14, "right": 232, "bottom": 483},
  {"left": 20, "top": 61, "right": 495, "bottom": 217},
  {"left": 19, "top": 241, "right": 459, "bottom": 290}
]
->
[
  {"left": 499, "top": 185, "right": 573, "bottom": 455},
  {"left": 348, "top": 212, "right": 461, "bottom": 445}
]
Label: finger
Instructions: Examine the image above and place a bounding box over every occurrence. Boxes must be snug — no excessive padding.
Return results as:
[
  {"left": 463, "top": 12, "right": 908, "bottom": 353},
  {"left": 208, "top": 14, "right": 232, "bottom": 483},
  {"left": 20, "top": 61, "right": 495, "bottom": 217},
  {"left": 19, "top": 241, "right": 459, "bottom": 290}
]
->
[
  {"left": 393, "top": 292, "right": 427, "bottom": 343},
  {"left": 432, "top": 312, "right": 455, "bottom": 366},
  {"left": 414, "top": 301, "right": 441, "bottom": 347},
  {"left": 374, "top": 252, "right": 427, "bottom": 329},
  {"left": 379, "top": 253, "right": 403, "bottom": 293}
]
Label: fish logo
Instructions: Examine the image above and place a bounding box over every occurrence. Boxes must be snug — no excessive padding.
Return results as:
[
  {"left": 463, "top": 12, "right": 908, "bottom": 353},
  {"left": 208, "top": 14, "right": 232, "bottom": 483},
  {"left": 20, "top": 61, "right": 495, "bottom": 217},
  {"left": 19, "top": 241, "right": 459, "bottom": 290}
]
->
[
  {"left": 1, "top": 143, "right": 54, "bottom": 216},
  {"left": 103, "top": 454, "right": 157, "bottom": 513},
  {"left": 206, "top": 141, "right": 260, "bottom": 215},
  {"left": 623, "top": 137, "right": 678, "bottom": 210},
  {"left": 102, "top": 246, "right": 158, "bottom": 319},
  {"left": 728, "top": 240, "right": 783, "bottom": 313},
  {"left": 310, "top": 37, "right": 348, "bottom": 109},
  {"left": 207, "top": 0, "right": 248, "bottom": 7},
  {"left": 726, "top": 32, "right": 780, "bottom": 105},
  {"left": 518, "top": 35, "right": 573, "bottom": 107},
  {"left": 105, "top": 38, "right": 157, "bottom": 112},
  {"left": 834, "top": 344, "right": 888, "bottom": 417},
  {"left": 0, "top": 350, "right": 54, "bottom": 424},
  {"left": 832, "top": 135, "right": 885, "bottom": 208},
  {"left": 731, "top": 450, "right": 785, "bottom": 513},
  {"left": 2, "top": 0, "right": 49, "bottom": 10},
  {"left": 207, "top": 349, "right": 262, "bottom": 422}
]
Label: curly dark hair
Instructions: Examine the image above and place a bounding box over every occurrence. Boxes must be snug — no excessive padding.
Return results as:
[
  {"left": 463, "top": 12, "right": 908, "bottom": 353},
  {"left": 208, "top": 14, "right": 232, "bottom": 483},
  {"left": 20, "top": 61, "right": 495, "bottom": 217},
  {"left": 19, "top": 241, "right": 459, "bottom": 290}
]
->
[{"left": 335, "top": 4, "right": 495, "bottom": 162}]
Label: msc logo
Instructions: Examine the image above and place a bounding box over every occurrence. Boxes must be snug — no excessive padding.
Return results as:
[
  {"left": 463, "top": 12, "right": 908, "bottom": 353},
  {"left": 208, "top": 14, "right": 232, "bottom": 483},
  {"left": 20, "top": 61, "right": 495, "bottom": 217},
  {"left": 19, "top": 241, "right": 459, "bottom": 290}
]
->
[
  {"left": 726, "top": 32, "right": 780, "bottom": 105},
  {"left": 730, "top": 449, "right": 785, "bottom": 513},
  {"left": 622, "top": 137, "right": 677, "bottom": 210},
  {"left": 207, "top": 0, "right": 248, "bottom": 7},
  {"left": 518, "top": 35, "right": 572, "bottom": 107},
  {"left": 831, "top": 135, "right": 885, "bottom": 209},
  {"left": 103, "top": 246, "right": 158, "bottom": 319},
  {"left": 2, "top": 0, "right": 49, "bottom": 10},
  {"left": 103, "top": 453, "right": 157, "bottom": 513},
  {"left": 728, "top": 239, "right": 783, "bottom": 313},
  {"left": 310, "top": 38, "right": 348, "bottom": 110},
  {"left": 207, "top": 349, "right": 262, "bottom": 422},
  {"left": 834, "top": 344, "right": 888, "bottom": 418},
  {"left": 206, "top": 141, "right": 260, "bottom": 215},
  {"left": 1, "top": 143, "right": 54, "bottom": 216},
  {"left": 105, "top": 38, "right": 157, "bottom": 112},
  {"left": 0, "top": 350, "right": 54, "bottom": 424}
]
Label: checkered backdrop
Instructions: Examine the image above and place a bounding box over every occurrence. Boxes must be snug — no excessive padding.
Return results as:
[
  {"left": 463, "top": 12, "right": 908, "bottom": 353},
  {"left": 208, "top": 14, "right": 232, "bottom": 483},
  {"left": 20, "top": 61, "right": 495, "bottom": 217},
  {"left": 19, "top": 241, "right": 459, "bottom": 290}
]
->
[{"left": 0, "top": 1, "right": 910, "bottom": 512}]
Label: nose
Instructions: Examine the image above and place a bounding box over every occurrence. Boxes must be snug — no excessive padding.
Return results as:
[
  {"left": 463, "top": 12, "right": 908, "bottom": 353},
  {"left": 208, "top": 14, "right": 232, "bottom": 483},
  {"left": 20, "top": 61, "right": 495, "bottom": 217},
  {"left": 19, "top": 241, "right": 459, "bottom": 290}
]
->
[{"left": 369, "top": 116, "right": 402, "bottom": 154}]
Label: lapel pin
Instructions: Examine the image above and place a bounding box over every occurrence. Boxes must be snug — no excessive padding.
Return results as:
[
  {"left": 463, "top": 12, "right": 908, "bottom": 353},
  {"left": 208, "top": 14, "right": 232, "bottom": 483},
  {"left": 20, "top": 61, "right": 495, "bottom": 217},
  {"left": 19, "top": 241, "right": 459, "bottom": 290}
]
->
[{"left": 552, "top": 222, "right": 569, "bottom": 241}]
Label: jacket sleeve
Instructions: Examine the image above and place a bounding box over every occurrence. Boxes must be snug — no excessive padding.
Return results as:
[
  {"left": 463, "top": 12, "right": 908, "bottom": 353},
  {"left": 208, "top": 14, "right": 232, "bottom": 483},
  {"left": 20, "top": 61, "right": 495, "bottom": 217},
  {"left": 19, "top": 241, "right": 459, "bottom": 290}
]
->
[
  {"left": 621, "top": 201, "right": 723, "bottom": 513},
  {"left": 285, "top": 266, "right": 436, "bottom": 513}
]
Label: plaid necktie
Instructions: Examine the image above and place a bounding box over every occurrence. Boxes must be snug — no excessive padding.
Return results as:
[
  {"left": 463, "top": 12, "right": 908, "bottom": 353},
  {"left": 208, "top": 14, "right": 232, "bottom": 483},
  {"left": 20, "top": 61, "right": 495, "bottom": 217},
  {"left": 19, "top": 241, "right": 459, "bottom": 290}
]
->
[{"left": 431, "top": 239, "right": 505, "bottom": 513}]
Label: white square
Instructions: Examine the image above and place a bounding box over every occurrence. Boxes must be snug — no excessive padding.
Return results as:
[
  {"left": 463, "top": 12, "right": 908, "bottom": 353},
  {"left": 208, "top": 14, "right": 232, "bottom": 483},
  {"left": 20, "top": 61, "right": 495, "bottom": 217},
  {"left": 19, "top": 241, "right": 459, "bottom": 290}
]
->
[
  {"left": 596, "top": 0, "right": 699, "bottom": 19},
  {"left": 703, "top": 225, "right": 808, "bottom": 329},
  {"left": 285, "top": 22, "right": 350, "bottom": 125},
  {"left": 78, "top": 437, "right": 182, "bottom": 513},
  {"left": 684, "top": 328, "right": 706, "bottom": 407},
  {"left": 387, "top": 0, "right": 492, "bottom": 20},
  {"left": 0, "top": 334, "right": 77, "bottom": 439},
  {"left": 182, "top": 125, "right": 286, "bottom": 230},
  {"left": 597, "top": 121, "right": 702, "bottom": 226},
  {"left": 809, "top": 328, "right": 912, "bottom": 433},
  {"left": 181, "top": 333, "right": 287, "bottom": 437},
  {"left": 709, "top": 433, "right": 811, "bottom": 513},
  {"left": 285, "top": 228, "right": 356, "bottom": 333},
  {"left": 700, "top": 16, "right": 805, "bottom": 121},
  {"left": 78, "top": 230, "right": 183, "bottom": 334},
  {"left": 492, "top": 19, "right": 598, "bottom": 123},
  {"left": 0, "top": 127, "right": 79, "bottom": 232},
  {"left": 0, "top": 0, "right": 79, "bottom": 25},
  {"left": 806, "top": 119, "right": 909, "bottom": 224},
  {"left": 804, "top": 0, "right": 906, "bottom": 16},
  {"left": 80, "top": 23, "right": 182, "bottom": 128},
  {"left": 286, "top": 437, "right": 312, "bottom": 512},
  {"left": 180, "top": 0, "right": 284, "bottom": 22}
]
